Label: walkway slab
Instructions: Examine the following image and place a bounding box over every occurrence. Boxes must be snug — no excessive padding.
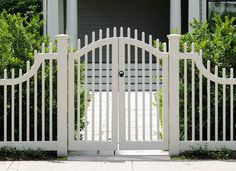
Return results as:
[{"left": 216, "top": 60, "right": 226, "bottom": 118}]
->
[
  {"left": 2, "top": 160, "right": 236, "bottom": 171},
  {"left": 68, "top": 150, "right": 170, "bottom": 161},
  {"left": 0, "top": 161, "right": 13, "bottom": 171},
  {"left": 6, "top": 161, "right": 132, "bottom": 171},
  {"left": 132, "top": 161, "right": 236, "bottom": 171}
]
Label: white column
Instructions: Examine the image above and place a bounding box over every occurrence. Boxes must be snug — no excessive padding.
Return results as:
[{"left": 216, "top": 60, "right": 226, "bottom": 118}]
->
[
  {"left": 202, "top": 0, "right": 207, "bottom": 23},
  {"left": 170, "top": 0, "right": 181, "bottom": 33},
  {"left": 43, "top": 0, "right": 47, "bottom": 35},
  {"left": 48, "top": 0, "right": 59, "bottom": 41},
  {"left": 67, "top": 0, "right": 78, "bottom": 46},
  {"left": 58, "top": 0, "right": 65, "bottom": 34},
  {"left": 189, "top": 0, "right": 200, "bottom": 32}
]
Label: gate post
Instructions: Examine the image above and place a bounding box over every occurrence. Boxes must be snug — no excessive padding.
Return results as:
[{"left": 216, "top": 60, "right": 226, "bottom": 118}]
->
[
  {"left": 167, "top": 34, "right": 181, "bottom": 156},
  {"left": 56, "top": 34, "right": 69, "bottom": 156}
]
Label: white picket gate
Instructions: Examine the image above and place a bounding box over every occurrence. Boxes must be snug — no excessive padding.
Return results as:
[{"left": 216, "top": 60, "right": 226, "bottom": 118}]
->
[
  {"left": 0, "top": 27, "right": 236, "bottom": 156},
  {"left": 68, "top": 28, "right": 169, "bottom": 151}
]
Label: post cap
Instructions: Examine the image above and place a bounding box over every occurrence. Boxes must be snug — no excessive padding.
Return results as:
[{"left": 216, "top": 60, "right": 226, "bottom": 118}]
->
[
  {"left": 167, "top": 34, "right": 181, "bottom": 39},
  {"left": 55, "top": 34, "right": 70, "bottom": 40}
]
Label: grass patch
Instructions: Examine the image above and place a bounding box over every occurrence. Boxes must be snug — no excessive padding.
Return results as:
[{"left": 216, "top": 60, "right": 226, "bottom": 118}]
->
[
  {"left": 172, "top": 146, "right": 236, "bottom": 160},
  {"left": 0, "top": 146, "right": 58, "bottom": 161}
]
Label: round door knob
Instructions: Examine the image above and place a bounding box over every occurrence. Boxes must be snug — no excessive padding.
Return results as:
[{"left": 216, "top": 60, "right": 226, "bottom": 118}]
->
[{"left": 119, "top": 70, "right": 124, "bottom": 77}]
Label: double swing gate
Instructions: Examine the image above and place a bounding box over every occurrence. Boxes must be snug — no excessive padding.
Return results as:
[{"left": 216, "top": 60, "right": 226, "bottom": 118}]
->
[
  {"left": 1, "top": 27, "right": 236, "bottom": 156},
  {"left": 68, "top": 28, "right": 168, "bottom": 151}
]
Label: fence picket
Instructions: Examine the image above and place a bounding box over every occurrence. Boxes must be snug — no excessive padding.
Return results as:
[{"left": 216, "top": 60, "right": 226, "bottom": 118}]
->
[
  {"left": 19, "top": 69, "right": 22, "bottom": 141},
  {"left": 84, "top": 35, "right": 88, "bottom": 140},
  {"left": 199, "top": 71, "right": 203, "bottom": 141},
  {"left": 92, "top": 32, "right": 95, "bottom": 141},
  {"left": 34, "top": 67, "right": 38, "bottom": 141},
  {"left": 184, "top": 44, "right": 188, "bottom": 141},
  {"left": 49, "top": 58, "right": 53, "bottom": 141},
  {"left": 127, "top": 28, "right": 131, "bottom": 141},
  {"left": 42, "top": 60, "right": 45, "bottom": 141},
  {"left": 106, "top": 28, "right": 110, "bottom": 141},
  {"left": 77, "top": 39, "right": 81, "bottom": 141},
  {"left": 134, "top": 29, "right": 138, "bottom": 141},
  {"left": 215, "top": 66, "right": 218, "bottom": 141},
  {"left": 156, "top": 39, "right": 160, "bottom": 141},
  {"left": 142, "top": 32, "right": 145, "bottom": 141},
  {"left": 156, "top": 53, "right": 159, "bottom": 141},
  {"left": 149, "top": 35, "right": 153, "bottom": 141},
  {"left": 26, "top": 61, "right": 30, "bottom": 141},
  {"left": 184, "top": 59, "right": 188, "bottom": 141},
  {"left": 4, "top": 69, "right": 7, "bottom": 142},
  {"left": 192, "top": 60, "right": 195, "bottom": 141},
  {"left": 223, "top": 68, "right": 226, "bottom": 141},
  {"left": 99, "top": 29, "right": 103, "bottom": 141},
  {"left": 230, "top": 68, "right": 234, "bottom": 141},
  {"left": 11, "top": 69, "right": 15, "bottom": 141},
  {"left": 207, "top": 60, "right": 211, "bottom": 141}
]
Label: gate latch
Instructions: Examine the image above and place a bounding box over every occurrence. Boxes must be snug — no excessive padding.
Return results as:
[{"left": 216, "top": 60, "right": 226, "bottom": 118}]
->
[{"left": 119, "top": 70, "right": 124, "bottom": 77}]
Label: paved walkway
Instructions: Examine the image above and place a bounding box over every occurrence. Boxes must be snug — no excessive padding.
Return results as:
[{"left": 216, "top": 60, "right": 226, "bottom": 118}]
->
[
  {"left": 1, "top": 160, "right": 236, "bottom": 171},
  {"left": 86, "top": 92, "right": 161, "bottom": 141}
]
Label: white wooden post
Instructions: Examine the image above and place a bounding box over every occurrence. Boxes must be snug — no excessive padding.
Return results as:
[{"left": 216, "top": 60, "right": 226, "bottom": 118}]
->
[
  {"left": 168, "top": 34, "right": 181, "bottom": 156},
  {"left": 56, "top": 34, "right": 69, "bottom": 156}
]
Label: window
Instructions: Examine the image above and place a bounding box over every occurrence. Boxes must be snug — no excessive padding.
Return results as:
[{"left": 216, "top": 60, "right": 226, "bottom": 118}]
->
[{"left": 208, "top": 0, "right": 236, "bottom": 19}]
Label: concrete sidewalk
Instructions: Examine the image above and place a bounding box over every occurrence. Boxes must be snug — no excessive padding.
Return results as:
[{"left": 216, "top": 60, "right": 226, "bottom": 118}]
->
[{"left": 1, "top": 160, "right": 236, "bottom": 171}]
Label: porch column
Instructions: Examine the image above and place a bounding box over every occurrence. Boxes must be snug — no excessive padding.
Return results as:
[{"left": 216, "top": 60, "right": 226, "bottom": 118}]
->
[
  {"left": 188, "top": 0, "right": 200, "bottom": 32},
  {"left": 43, "top": 0, "right": 47, "bottom": 35},
  {"left": 48, "top": 0, "right": 59, "bottom": 41},
  {"left": 67, "top": 0, "right": 78, "bottom": 46},
  {"left": 170, "top": 0, "right": 181, "bottom": 33},
  {"left": 202, "top": 0, "right": 207, "bottom": 23}
]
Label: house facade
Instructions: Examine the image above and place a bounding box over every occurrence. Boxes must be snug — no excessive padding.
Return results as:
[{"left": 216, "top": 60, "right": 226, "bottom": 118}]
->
[{"left": 43, "top": 0, "right": 208, "bottom": 44}]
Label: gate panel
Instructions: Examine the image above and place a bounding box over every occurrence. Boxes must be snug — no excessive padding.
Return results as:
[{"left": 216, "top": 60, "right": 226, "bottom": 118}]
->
[
  {"left": 118, "top": 37, "right": 169, "bottom": 150},
  {"left": 68, "top": 36, "right": 119, "bottom": 151}
]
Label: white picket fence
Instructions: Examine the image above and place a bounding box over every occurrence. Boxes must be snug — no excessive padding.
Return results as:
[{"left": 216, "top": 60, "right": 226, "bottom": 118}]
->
[
  {"left": 0, "top": 35, "right": 68, "bottom": 156},
  {"left": 0, "top": 27, "right": 235, "bottom": 156},
  {"left": 179, "top": 44, "right": 236, "bottom": 151}
]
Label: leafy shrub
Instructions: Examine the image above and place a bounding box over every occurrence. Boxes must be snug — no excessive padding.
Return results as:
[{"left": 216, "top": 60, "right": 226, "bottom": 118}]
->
[
  {"left": 179, "top": 15, "right": 236, "bottom": 141},
  {"left": 0, "top": 11, "right": 48, "bottom": 73},
  {"left": 173, "top": 146, "right": 236, "bottom": 160},
  {"left": 0, "top": 146, "right": 56, "bottom": 160},
  {"left": 0, "top": 11, "right": 86, "bottom": 141},
  {"left": 153, "top": 14, "right": 236, "bottom": 141}
]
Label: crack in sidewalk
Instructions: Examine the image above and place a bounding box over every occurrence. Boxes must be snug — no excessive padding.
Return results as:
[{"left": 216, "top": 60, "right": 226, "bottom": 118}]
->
[{"left": 6, "top": 161, "right": 14, "bottom": 171}]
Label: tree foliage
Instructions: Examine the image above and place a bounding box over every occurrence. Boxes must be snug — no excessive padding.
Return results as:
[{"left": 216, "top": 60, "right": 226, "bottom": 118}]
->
[{"left": 0, "top": 0, "right": 41, "bottom": 18}]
